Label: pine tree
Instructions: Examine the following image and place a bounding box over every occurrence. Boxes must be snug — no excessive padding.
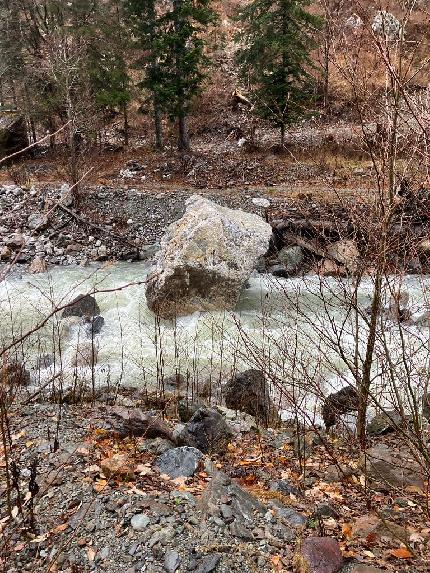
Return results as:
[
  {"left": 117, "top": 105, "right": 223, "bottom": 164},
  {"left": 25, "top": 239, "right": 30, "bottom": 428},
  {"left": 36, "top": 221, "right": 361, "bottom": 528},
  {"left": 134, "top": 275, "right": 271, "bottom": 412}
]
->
[
  {"left": 160, "top": 0, "right": 216, "bottom": 150},
  {"left": 236, "top": 0, "right": 322, "bottom": 146}
]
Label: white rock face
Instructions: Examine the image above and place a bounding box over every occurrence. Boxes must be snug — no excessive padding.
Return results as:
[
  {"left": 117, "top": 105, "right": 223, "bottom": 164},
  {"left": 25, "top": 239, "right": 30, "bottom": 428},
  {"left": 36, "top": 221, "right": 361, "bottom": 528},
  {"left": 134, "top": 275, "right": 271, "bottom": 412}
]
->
[
  {"left": 372, "top": 11, "right": 402, "bottom": 40},
  {"left": 146, "top": 195, "right": 272, "bottom": 318}
]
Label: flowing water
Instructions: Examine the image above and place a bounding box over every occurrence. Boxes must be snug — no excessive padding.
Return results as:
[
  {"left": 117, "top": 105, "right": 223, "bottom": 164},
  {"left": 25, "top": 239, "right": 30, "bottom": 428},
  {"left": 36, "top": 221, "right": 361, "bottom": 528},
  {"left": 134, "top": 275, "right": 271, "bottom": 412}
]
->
[{"left": 1, "top": 262, "right": 430, "bottom": 422}]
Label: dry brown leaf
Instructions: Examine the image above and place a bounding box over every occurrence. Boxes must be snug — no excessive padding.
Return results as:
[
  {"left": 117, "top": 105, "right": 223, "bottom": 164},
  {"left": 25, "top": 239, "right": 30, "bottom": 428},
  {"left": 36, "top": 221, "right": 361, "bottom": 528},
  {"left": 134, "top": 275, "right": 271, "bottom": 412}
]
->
[
  {"left": 342, "top": 523, "right": 352, "bottom": 539},
  {"left": 391, "top": 548, "right": 413, "bottom": 559},
  {"left": 52, "top": 523, "right": 69, "bottom": 534},
  {"left": 93, "top": 478, "right": 108, "bottom": 492}
]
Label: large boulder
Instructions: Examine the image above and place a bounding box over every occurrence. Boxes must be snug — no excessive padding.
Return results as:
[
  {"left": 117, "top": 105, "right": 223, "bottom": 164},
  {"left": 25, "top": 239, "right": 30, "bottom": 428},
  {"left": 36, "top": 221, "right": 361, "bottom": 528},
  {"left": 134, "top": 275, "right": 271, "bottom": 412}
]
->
[
  {"left": 0, "top": 113, "right": 29, "bottom": 159},
  {"left": 175, "top": 407, "right": 234, "bottom": 454},
  {"left": 322, "top": 386, "right": 359, "bottom": 430},
  {"left": 145, "top": 195, "right": 272, "bottom": 318},
  {"left": 224, "top": 369, "right": 275, "bottom": 424},
  {"left": 62, "top": 294, "right": 100, "bottom": 318}
]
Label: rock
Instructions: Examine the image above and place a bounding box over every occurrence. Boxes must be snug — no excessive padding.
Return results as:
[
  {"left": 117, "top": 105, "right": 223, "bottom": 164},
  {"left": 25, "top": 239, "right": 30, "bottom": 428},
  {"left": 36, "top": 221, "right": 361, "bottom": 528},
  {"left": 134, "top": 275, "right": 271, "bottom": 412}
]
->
[
  {"left": 317, "top": 259, "right": 346, "bottom": 277},
  {"left": 139, "top": 242, "right": 160, "bottom": 261},
  {"left": 0, "top": 113, "right": 28, "bottom": 158},
  {"left": 314, "top": 503, "right": 340, "bottom": 519},
  {"left": 137, "top": 437, "right": 175, "bottom": 455},
  {"left": 411, "top": 310, "right": 430, "bottom": 326},
  {"left": 216, "top": 406, "right": 257, "bottom": 434},
  {"left": 268, "top": 263, "right": 289, "bottom": 278},
  {"left": 326, "top": 240, "right": 359, "bottom": 272},
  {"left": 366, "top": 410, "right": 402, "bottom": 436},
  {"left": 70, "top": 341, "right": 98, "bottom": 368},
  {"left": 62, "top": 294, "right": 100, "bottom": 318},
  {"left": 28, "top": 256, "right": 47, "bottom": 274},
  {"left": 422, "top": 392, "right": 430, "bottom": 420},
  {"left": 27, "top": 213, "right": 48, "bottom": 230},
  {"left": 130, "top": 513, "right": 151, "bottom": 531},
  {"left": 360, "top": 444, "right": 425, "bottom": 490},
  {"left": 296, "top": 537, "right": 343, "bottom": 573},
  {"left": 177, "top": 398, "right": 205, "bottom": 422},
  {"left": 0, "top": 246, "right": 11, "bottom": 260},
  {"left": 163, "top": 373, "right": 186, "bottom": 393},
  {"left": 176, "top": 407, "right": 233, "bottom": 453},
  {"left": 351, "top": 514, "right": 409, "bottom": 545},
  {"left": 251, "top": 197, "right": 270, "bottom": 208},
  {"left": 201, "top": 471, "right": 265, "bottom": 523},
  {"left": 322, "top": 386, "right": 359, "bottom": 430},
  {"left": 268, "top": 479, "right": 300, "bottom": 497},
  {"left": 164, "top": 549, "right": 181, "bottom": 573},
  {"left": 146, "top": 195, "right": 272, "bottom": 318},
  {"left": 386, "top": 291, "right": 411, "bottom": 322},
  {"left": 346, "top": 566, "right": 386, "bottom": 573},
  {"left": 100, "top": 453, "right": 134, "bottom": 479},
  {"left": 84, "top": 315, "right": 105, "bottom": 336},
  {"left": 37, "top": 354, "right": 55, "bottom": 369},
  {"left": 1, "top": 361, "right": 31, "bottom": 387},
  {"left": 323, "top": 464, "right": 355, "bottom": 483},
  {"left": 103, "top": 406, "right": 174, "bottom": 440},
  {"left": 277, "top": 246, "right": 304, "bottom": 273},
  {"left": 268, "top": 501, "right": 306, "bottom": 527},
  {"left": 155, "top": 446, "right": 203, "bottom": 478},
  {"left": 372, "top": 11, "right": 402, "bottom": 40},
  {"left": 6, "top": 233, "right": 25, "bottom": 249},
  {"left": 345, "top": 14, "right": 363, "bottom": 30},
  {"left": 195, "top": 554, "right": 221, "bottom": 573},
  {"left": 224, "top": 369, "right": 275, "bottom": 424}
]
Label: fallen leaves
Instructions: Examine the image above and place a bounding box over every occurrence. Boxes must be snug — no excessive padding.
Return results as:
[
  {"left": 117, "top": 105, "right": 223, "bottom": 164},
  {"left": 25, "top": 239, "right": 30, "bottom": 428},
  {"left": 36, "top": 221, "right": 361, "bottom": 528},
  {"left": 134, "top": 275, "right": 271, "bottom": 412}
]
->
[{"left": 390, "top": 547, "right": 413, "bottom": 559}]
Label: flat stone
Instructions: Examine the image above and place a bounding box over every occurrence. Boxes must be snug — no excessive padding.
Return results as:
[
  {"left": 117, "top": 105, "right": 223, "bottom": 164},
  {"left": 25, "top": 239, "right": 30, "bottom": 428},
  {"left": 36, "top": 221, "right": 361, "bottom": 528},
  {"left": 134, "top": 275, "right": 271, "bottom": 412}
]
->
[
  {"left": 298, "top": 537, "right": 343, "bottom": 573},
  {"left": 195, "top": 554, "right": 221, "bottom": 573},
  {"left": 360, "top": 444, "right": 425, "bottom": 490},
  {"left": 268, "top": 501, "right": 306, "bottom": 527},
  {"left": 130, "top": 513, "right": 151, "bottom": 531},
  {"left": 164, "top": 549, "right": 181, "bottom": 573},
  {"left": 156, "top": 446, "right": 203, "bottom": 479},
  {"left": 351, "top": 514, "right": 409, "bottom": 545}
]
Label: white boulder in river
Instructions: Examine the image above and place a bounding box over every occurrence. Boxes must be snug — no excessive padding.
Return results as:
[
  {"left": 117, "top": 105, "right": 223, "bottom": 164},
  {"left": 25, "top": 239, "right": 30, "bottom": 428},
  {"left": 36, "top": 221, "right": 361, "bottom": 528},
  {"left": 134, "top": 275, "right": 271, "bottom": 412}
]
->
[{"left": 145, "top": 195, "right": 272, "bottom": 318}]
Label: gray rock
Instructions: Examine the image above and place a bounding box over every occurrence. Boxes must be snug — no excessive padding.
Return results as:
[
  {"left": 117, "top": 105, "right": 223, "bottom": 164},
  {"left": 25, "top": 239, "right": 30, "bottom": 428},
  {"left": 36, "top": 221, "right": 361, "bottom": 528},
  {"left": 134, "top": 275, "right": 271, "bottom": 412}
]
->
[
  {"left": 360, "top": 444, "right": 425, "bottom": 490},
  {"left": 146, "top": 195, "right": 272, "bottom": 318},
  {"left": 251, "top": 197, "right": 270, "bottom": 208},
  {"left": 277, "top": 245, "right": 304, "bottom": 273},
  {"left": 177, "top": 398, "right": 205, "bottom": 422},
  {"left": 322, "top": 386, "right": 359, "bottom": 430},
  {"left": 0, "top": 114, "right": 28, "bottom": 157},
  {"left": 268, "top": 263, "right": 289, "bottom": 278},
  {"left": 138, "top": 437, "right": 175, "bottom": 455},
  {"left": 372, "top": 11, "right": 402, "bottom": 40},
  {"left": 130, "top": 513, "right": 151, "bottom": 531},
  {"left": 299, "top": 537, "right": 343, "bottom": 573},
  {"left": 268, "top": 500, "right": 306, "bottom": 528},
  {"left": 195, "top": 554, "right": 221, "bottom": 573},
  {"left": 176, "top": 407, "right": 233, "bottom": 454},
  {"left": 27, "top": 213, "right": 48, "bottom": 230},
  {"left": 156, "top": 446, "right": 203, "bottom": 478},
  {"left": 366, "top": 410, "right": 402, "bottom": 436},
  {"left": 268, "top": 479, "right": 300, "bottom": 497},
  {"left": 84, "top": 315, "right": 105, "bottom": 336},
  {"left": 164, "top": 550, "right": 181, "bottom": 573}
]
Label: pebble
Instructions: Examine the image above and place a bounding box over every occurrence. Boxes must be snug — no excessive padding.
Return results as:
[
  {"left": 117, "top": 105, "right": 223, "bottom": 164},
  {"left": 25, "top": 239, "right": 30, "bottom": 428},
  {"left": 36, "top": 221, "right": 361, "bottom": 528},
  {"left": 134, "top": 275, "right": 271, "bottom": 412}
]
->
[
  {"left": 130, "top": 513, "right": 151, "bottom": 531},
  {"left": 164, "top": 549, "right": 181, "bottom": 573}
]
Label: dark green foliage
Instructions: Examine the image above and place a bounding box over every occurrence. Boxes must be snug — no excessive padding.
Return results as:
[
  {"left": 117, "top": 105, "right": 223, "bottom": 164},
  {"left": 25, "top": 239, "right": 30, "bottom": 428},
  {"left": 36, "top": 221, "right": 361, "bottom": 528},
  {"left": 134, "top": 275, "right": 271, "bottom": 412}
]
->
[{"left": 236, "top": 0, "right": 322, "bottom": 144}]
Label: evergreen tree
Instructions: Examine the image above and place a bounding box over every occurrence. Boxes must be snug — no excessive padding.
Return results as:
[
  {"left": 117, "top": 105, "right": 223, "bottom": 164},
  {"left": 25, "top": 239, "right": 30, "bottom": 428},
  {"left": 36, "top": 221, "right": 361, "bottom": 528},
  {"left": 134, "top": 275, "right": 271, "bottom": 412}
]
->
[{"left": 236, "top": 0, "right": 322, "bottom": 146}]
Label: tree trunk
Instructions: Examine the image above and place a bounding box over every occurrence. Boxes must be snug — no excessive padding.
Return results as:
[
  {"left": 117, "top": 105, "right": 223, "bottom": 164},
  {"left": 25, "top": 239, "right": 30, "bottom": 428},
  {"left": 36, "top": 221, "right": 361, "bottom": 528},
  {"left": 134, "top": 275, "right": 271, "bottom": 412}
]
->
[
  {"left": 178, "top": 114, "right": 190, "bottom": 151},
  {"left": 123, "top": 103, "right": 129, "bottom": 146},
  {"left": 154, "top": 101, "right": 163, "bottom": 150}
]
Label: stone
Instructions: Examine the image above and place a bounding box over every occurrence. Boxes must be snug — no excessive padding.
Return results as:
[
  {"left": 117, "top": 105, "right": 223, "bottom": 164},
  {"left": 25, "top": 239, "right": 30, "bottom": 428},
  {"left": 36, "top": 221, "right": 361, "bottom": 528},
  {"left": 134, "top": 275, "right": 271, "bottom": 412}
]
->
[
  {"left": 103, "top": 406, "right": 174, "bottom": 440},
  {"left": 277, "top": 245, "right": 304, "bottom": 273},
  {"left": 195, "top": 554, "right": 221, "bottom": 573},
  {"left": 314, "top": 503, "right": 340, "bottom": 519},
  {"left": 351, "top": 514, "right": 409, "bottom": 545},
  {"left": 0, "top": 113, "right": 28, "bottom": 158},
  {"left": 360, "top": 444, "right": 425, "bottom": 490},
  {"left": 326, "top": 240, "right": 359, "bottom": 272},
  {"left": 322, "top": 386, "right": 359, "bottom": 430},
  {"left": 372, "top": 11, "right": 402, "bottom": 40},
  {"left": 347, "top": 566, "right": 386, "bottom": 573},
  {"left": 0, "top": 245, "right": 11, "bottom": 260},
  {"left": 84, "top": 315, "right": 105, "bottom": 336},
  {"left": 268, "top": 501, "right": 306, "bottom": 527},
  {"left": 412, "top": 310, "right": 430, "bottom": 327},
  {"left": 177, "top": 398, "right": 205, "bottom": 422},
  {"left": 6, "top": 233, "right": 25, "bottom": 249},
  {"left": 296, "top": 537, "right": 343, "bottom": 573},
  {"left": 146, "top": 195, "right": 272, "bottom": 318},
  {"left": 164, "top": 549, "right": 181, "bottom": 573},
  {"left": 130, "top": 513, "right": 151, "bottom": 531},
  {"left": 155, "top": 446, "right": 203, "bottom": 478},
  {"left": 366, "top": 410, "right": 402, "bottom": 436},
  {"left": 224, "top": 369, "right": 275, "bottom": 424},
  {"left": 138, "top": 437, "right": 175, "bottom": 455},
  {"left": 100, "top": 453, "right": 134, "bottom": 479},
  {"left": 62, "top": 294, "right": 100, "bottom": 318},
  {"left": 27, "top": 213, "right": 48, "bottom": 230},
  {"left": 386, "top": 291, "right": 411, "bottom": 322},
  {"left": 139, "top": 242, "right": 160, "bottom": 261},
  {"left": 268, "top": 263, "right": 289, "bottom": 278},
  {"left": 268, "top": 479, "right": 300, "bottom": 497},
  {"left": 200, "top": 471, "right": 266, "bottom": 523},
  {"left": 317, "top": 259, "right": 346, "bottom": 277},
  {"left": 216, "top": 406, "right": 257, "bottom": 434},
  {"left": 323, "top": 464, "right": 355, "bottom": 483},
  {"left": 251, "top": 197, "right": 270, "bottom": 208},
  {"left": 176, "top": 407, "right": 233, "bottom": 454},
  {"left": 28, "top": 256, "right": 47, "bottom": 274}
]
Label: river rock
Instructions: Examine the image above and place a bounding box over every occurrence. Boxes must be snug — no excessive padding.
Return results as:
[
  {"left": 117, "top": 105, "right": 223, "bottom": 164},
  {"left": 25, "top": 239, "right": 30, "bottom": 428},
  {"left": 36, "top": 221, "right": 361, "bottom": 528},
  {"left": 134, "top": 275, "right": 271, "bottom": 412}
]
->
[
  {"left": 326, "top": 239, "right": 359, "bottom": 272},
  {"left": 29, "top": 256, "right": 47, "bottom": 274},
  {"left": 296, "top": 537, "right": 343, "bottom": 573},
  {"left": 62, "top": 294, "right": 100, "bottom": 318},
  {"left": 145, "top": 195, "right": 272, "bottom": 318},
  {"left": 84, "top": 315, "right": 105, "bottom": 336},
  {"left": 156, "top": 446, "right": 203, "bottom": 478},
  {"left": 176, "top": 407, "right": 233, "bottom": 453},
  {"left": 224, "top": 369, "right": 274, "bottom": 424},
  {"left": 322, "top": 386, "right": 359, "bottom": 430},
  {"left": 277, "top": 245, "right": 304, "bottom": 273},
  {"left": 178, "top": 398, "right": 205, "bottom": 422},
  {"left": 130, "top": 513, "right": 151, "bottom": 531}
]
